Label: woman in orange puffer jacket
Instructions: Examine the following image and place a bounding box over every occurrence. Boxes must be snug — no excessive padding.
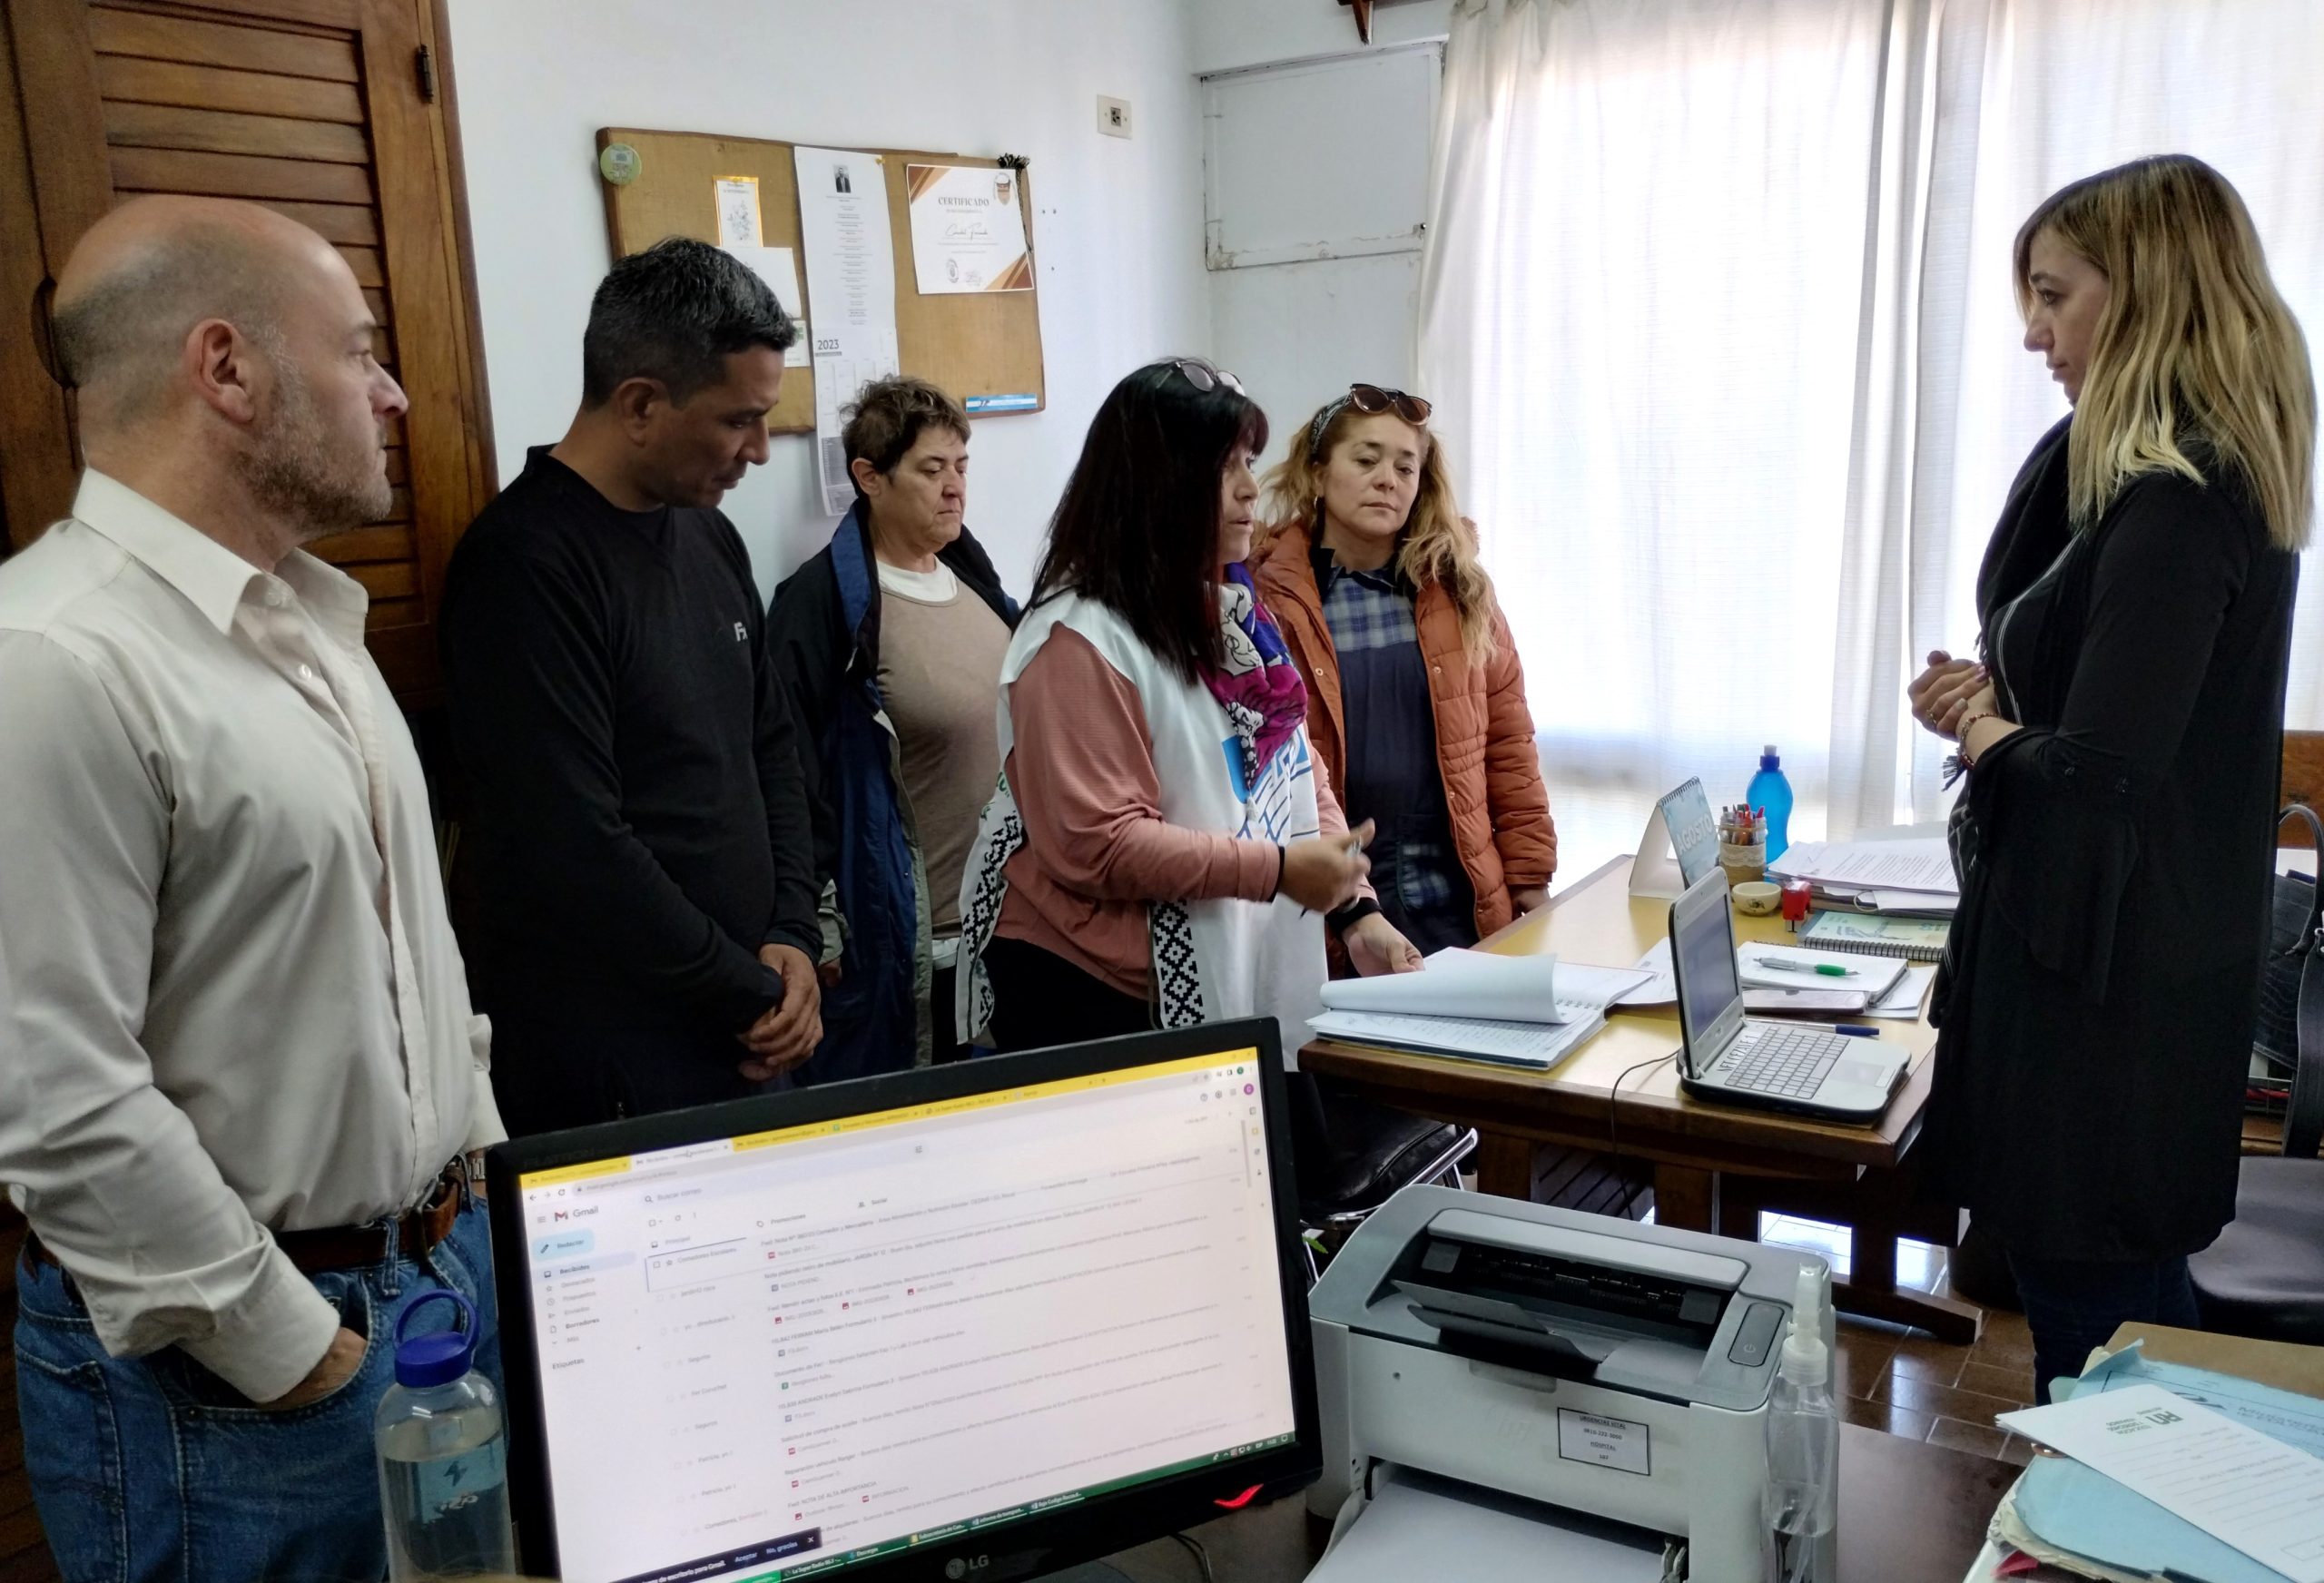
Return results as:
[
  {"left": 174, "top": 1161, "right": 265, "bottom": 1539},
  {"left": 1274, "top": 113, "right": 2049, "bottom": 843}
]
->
[{"left": 1249, "top": 384, "right": 1556, "bottom": 961}]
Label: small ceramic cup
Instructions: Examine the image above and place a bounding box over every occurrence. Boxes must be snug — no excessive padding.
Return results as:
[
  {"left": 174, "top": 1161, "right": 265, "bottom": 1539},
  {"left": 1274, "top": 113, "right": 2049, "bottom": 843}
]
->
[{"left": 1730, "top": 880, "right": 1782, "bottom": 916}]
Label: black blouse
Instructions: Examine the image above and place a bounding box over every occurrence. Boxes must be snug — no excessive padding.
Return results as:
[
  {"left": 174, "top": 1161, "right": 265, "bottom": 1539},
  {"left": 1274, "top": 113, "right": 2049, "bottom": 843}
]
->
[{"left": 1927, "top": 418, "right": 2299, "bottom": 1262}]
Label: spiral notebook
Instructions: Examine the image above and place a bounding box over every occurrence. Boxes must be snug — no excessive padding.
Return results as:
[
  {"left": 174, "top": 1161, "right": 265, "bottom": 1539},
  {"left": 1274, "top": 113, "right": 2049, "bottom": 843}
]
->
[{"left": 1797, "top": 912, "right": 1950, "bottom": 962}]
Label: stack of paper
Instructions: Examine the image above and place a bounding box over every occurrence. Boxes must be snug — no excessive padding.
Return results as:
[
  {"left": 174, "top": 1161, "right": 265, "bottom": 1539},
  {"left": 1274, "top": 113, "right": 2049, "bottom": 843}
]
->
[
  {"left": 1307, "top": 949, "right": 1649, "bottom": 1070},
  {"left": 1980, "top": 1346, "right": 2324, "bottom": 1582},
  {"left": 1768, "top": 837, "right": 1960, "bottom": 918}
]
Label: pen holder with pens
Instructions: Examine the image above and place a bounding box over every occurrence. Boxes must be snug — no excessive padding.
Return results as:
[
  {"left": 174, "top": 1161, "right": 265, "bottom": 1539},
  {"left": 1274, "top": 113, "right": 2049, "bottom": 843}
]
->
[{"left": 1718, "top": 817, "right": 1767, "bottom": 887}]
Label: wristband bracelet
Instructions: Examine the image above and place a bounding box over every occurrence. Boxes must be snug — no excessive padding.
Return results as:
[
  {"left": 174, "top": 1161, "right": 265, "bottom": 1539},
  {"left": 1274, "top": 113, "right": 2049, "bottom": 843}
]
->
[{"left": 1956, "top": 709, "right": 1999, "bottom": 767}]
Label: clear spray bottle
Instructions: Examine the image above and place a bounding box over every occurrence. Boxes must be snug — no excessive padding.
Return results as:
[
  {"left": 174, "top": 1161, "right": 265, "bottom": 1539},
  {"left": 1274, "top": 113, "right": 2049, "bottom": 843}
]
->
[{"left": 1762, "top": 1261, "right": 1838, "bottom": 1583}]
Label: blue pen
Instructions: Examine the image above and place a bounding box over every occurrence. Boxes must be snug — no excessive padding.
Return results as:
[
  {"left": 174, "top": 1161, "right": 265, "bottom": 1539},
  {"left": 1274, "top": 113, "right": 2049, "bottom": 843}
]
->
[{"left": 1833, "top": 1024, "right": 1880, "bottom": 1038}]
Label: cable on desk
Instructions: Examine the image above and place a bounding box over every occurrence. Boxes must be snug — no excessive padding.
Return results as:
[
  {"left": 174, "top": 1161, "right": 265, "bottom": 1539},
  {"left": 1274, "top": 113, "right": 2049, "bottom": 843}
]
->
[
  {"left": 1169, "top": 1530, "right": 1217, "bottom": 1582},
  {"left": 1607, "top": 1051, "right": 1676, "bottom": 1165}
]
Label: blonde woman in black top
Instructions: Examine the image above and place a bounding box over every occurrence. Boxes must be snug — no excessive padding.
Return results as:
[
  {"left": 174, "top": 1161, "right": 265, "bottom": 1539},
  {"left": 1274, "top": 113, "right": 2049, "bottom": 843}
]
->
[{"left": 1910, "top": 156, "right": 2313, "bottom": 1402}]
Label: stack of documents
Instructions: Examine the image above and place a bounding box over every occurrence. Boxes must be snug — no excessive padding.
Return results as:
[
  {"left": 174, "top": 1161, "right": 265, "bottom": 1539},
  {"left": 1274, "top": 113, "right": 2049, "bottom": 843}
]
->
[
  {"left": 1768, "top": 837, "right": 1960, "bottom": 919},
  {"left": 1308, "top": 949, "right": 1649, "bottom": 1070},
  {"left": 1977, "top": 1345, "right": 2324, "bottom": 1582}
]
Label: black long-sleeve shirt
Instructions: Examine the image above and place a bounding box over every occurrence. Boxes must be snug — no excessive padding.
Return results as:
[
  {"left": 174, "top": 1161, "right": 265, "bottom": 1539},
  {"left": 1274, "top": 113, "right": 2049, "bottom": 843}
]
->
[{"left": 441, "top": 449, "right": 820, "bottom": 1052}]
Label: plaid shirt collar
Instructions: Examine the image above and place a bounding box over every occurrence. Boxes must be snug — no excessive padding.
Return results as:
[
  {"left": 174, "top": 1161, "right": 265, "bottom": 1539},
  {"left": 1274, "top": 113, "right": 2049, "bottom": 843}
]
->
[{"left": 1308, "top": 538, "right": 1413, "bottom": 599}]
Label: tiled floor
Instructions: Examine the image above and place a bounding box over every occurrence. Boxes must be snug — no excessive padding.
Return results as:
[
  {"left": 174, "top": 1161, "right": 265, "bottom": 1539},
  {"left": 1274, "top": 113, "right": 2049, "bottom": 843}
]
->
[{"left": 1757, "top": 1212, "right": 2041, "bottom": 1468}]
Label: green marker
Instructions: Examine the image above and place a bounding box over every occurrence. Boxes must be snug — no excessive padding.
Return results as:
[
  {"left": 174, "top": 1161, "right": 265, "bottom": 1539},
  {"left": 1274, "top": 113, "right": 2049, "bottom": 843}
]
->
[{"left": 1753, "top": 957, "right": 1856, "bottom": 978}]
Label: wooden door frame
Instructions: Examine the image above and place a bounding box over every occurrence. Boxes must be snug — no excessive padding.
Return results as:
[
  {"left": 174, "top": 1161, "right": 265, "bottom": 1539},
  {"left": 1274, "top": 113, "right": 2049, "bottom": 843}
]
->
[{"left": 0, "top": 0, "right": 499, "bottom": 688}]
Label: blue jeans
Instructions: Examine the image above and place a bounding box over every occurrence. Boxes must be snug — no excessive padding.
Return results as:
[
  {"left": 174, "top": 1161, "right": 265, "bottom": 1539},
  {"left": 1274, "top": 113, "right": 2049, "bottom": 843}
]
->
[
  {"left": 2005, "top": 1250, "right": 2198, "bottom": 1406},
  {"left": 14, "top": 1195, "right": 497, "bottom": 1583}
]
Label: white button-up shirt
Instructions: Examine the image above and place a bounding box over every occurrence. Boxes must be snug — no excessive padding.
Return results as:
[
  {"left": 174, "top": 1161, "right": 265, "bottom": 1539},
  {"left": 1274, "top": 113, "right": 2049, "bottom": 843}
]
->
[{"left": 0, "top": 471, "right": 505, "bottom": 1401}]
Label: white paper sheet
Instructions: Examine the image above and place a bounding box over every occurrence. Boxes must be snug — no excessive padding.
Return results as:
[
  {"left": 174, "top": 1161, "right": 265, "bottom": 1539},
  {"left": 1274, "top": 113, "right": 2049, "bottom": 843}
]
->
[
  {"left": 1310, "top": 1468, "right": 1667, "bottom": 1583},
  {"left": 1618, "top": 938, "right": 1677, "bottom": 1006},
  {"left": 1317, "top": 948, "right": 1648, "bottom": 1023},
  {"left": 794, "top": 147, "right": 899, "bottom": 515},
  {"left": 1999, "top": 1381, "right": 2324, "bottom": 1582},
  {"left": 1738, "top": 943, "right": 1906, "bottom": 998},
  {"left": 906, "top": 162, "right": 1032, "bottom": 293},
  {"left": 720, "top": 243, "right": 809, "bottom": 368},
  {"left": 1863, "top": 962, "right": 1936, "bottom": 1018},
  {"left": 1770, "top": 838, "right": 1959, "bottom": 896}
]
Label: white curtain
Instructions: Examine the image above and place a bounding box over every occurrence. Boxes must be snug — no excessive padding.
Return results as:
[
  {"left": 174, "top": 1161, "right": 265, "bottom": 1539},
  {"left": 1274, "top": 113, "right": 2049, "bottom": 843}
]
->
[{"left": 1422, "top": 0, "right": 2324, "bottom": 882}]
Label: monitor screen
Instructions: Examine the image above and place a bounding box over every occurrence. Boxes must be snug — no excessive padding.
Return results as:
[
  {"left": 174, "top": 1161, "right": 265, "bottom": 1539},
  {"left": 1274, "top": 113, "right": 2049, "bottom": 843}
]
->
[
  {"left": 1673, "top": 871, "right": 1743, "bottom": 1064},
  {"left": 493, "top": 1025, "right": 1313, "bottom": 1583}
]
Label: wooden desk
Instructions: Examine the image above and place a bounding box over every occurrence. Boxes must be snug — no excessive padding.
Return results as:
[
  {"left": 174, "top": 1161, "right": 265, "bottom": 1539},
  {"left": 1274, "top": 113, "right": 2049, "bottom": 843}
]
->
[
  {"left": 1301, "top": 855, "right": 1979, "bottom": 1342},
  {"left": 1106, "top": 1424, "right": 2015, "bottom": 1583}
]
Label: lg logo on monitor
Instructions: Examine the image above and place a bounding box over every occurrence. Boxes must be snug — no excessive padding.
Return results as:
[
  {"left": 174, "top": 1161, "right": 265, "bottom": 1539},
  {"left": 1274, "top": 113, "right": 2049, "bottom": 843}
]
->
[{"left": 942, "top": 1557, "right": 990, "bottom": 1580}]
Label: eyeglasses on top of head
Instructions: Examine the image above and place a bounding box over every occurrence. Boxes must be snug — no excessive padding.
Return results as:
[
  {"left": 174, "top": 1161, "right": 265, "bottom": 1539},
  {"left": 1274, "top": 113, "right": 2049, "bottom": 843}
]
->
[
  {"left": 1169, "top": 358, "right": 1245, "bottom": 396},
  {"left": 1307, "top": 383, "right": 1433, "bottom": 458},
  {"left": 1344, "top": 383, "right": 1431, "bottom": 425}
]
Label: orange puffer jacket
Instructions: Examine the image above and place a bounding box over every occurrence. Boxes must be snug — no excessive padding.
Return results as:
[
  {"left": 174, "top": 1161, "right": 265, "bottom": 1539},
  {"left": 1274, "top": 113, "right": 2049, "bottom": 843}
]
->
[{"left": 1249, "top": 517, "right": 1556, "bottom": 944}]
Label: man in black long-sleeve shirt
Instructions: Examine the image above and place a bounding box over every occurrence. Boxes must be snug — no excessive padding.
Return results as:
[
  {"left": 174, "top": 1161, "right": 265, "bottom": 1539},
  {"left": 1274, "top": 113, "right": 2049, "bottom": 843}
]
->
[{"left": 441, "top": 239, "right": 822, "bottom": 1133}]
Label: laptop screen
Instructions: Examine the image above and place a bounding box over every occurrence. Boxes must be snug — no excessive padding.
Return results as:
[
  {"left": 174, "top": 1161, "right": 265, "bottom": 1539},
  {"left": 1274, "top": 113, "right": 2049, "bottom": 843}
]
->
[
  {"left": 504, "top": 1037, "right": 1304, "bottom": 1583},
  {"left": 1671, "top": 870, "right": 1745, "bottom": 1070}
]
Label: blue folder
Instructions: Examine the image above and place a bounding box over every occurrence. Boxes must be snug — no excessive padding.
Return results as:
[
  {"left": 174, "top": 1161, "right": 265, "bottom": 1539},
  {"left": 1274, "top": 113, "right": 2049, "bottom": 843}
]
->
[{"left": 2011, "top": 1344, "right": 2324, "bottom": 1583}]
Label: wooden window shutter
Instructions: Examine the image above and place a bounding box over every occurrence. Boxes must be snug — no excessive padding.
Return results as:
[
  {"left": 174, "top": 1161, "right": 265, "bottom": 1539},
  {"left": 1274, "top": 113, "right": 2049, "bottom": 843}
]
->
[{"left": 0, "top": 0, "right": 495, "bottom": 703}]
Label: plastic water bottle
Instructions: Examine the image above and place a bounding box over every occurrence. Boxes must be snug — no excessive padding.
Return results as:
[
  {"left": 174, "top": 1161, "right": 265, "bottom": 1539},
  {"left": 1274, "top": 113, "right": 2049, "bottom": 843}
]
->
[
  {"left": 1748, "top": 745, "right": 1795, "bottom": 864},
  {"left": 375, "top": 1289, "right": 515, "bottom": 1581},
  {"left": 1762, "top": 1263, "right": 1838, "bottom": 1583}
]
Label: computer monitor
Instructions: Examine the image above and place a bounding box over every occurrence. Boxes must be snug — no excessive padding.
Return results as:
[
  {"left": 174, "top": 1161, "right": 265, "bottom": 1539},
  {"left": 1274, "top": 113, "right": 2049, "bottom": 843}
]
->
[{"left": 486, "top": 1019, "right": 1322, "bottom": 1583}]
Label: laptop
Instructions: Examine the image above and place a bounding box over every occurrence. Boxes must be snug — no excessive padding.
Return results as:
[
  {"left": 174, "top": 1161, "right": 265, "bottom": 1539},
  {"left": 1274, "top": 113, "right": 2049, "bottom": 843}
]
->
[{"left": 1668, "top": 870, "right": 1909, "bottom": 1120}]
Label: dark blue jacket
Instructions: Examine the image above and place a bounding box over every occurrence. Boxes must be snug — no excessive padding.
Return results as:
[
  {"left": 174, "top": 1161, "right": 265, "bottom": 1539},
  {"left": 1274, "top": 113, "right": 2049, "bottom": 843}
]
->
[{"left": 767, "top": 506, "right": 1017, "bottom": 1079}]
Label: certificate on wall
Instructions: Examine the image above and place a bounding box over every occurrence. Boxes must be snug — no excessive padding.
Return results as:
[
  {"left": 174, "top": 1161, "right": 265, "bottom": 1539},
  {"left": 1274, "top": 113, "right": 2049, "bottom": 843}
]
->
[{"left": 906, "top": 163, "right": 1033, "bottom": 294}]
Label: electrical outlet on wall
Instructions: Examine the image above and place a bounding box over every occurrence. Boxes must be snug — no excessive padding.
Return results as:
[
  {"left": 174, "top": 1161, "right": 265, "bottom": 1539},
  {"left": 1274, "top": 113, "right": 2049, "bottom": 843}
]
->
[{"left": 1097, "top": 95, "right": 1131, "bottom": 139}]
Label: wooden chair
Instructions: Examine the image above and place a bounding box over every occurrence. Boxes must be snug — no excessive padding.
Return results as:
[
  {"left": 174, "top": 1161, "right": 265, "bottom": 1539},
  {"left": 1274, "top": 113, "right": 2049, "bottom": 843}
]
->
[{"left": 2284, "top": 731, "right": 2324, "bottom": 845}]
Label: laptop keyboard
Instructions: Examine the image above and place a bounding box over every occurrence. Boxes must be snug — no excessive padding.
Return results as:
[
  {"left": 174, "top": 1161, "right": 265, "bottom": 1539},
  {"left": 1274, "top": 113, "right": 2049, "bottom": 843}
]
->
[{"left": 1716, "top": 1023, "right": 1848, "bottom": 1099}]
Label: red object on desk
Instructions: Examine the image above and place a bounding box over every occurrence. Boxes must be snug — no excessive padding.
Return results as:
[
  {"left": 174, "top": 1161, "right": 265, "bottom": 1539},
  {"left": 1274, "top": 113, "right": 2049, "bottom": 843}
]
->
[{"left": 1780, "top": 878, "right": 1814, "bottom": 929}]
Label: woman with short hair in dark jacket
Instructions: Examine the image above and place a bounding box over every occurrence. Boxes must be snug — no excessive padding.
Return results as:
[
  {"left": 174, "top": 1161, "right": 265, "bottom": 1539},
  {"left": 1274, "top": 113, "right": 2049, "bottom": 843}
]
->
[{"left": 769, "top": 377, "right": 1018, "bottom": 1076}]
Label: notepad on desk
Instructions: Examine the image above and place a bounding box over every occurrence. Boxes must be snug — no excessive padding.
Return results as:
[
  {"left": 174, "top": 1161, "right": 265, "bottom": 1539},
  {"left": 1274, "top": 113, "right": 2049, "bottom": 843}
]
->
[
  {"left": 1797, "top": 911, "right": 1951, "bottom": 962},
  {"left": 1738, "top": 942, "right": 1907, "bottom": 998}
]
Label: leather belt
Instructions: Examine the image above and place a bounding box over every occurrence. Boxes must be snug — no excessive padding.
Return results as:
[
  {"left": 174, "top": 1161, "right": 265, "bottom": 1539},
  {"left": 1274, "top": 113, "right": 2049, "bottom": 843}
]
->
[{"left": 26, "top": 1157, "right": 468, "bottom": 1279}]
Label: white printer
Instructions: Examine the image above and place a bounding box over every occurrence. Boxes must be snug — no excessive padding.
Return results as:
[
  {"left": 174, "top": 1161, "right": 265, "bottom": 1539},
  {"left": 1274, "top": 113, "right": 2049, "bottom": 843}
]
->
[{"left": 1306, "top": 1186, "right": 1834, "bottom": 1583}]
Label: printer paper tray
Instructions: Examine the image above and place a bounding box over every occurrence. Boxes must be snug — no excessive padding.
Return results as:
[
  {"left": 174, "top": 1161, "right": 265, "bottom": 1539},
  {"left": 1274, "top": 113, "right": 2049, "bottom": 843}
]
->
[{"left": 1310, "top": 1464, "right": 1670, "bottom": 1583}]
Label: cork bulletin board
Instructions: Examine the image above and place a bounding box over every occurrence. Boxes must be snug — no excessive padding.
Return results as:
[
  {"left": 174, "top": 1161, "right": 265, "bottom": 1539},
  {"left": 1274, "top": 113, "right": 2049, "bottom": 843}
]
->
[{"left": 596, "top": 126, "right": 1047, "bottom": 435}]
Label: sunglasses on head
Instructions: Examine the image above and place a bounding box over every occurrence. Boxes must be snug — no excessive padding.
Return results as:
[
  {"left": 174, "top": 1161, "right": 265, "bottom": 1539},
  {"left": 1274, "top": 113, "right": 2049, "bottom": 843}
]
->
[
  {"left": 1170, "top": 359, "right": 1245, "bottom": 396},
  {"left": 1308, "top": 383, "right": 1433, "bottom": 458},
  {"left": 1344, "top": 383, "right": 1432, "bottom": 425}
]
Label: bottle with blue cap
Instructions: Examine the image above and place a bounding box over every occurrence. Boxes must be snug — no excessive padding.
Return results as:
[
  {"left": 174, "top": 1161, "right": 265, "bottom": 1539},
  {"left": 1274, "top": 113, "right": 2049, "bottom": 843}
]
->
[
  {"left": 374, "top": 1289, "right": 514, "bottom": 1580},
  {"left": 1747, "top": 744, "right": 1795, "bottom": 864}
]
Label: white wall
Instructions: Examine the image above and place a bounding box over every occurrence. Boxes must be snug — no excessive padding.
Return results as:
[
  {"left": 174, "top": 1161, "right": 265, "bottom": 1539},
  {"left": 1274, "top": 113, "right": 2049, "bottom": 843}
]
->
[
  {"left": 443, "top": 0, "right": 1210, "bottom": 600},
  {"left": 1201, "top": 46, "right": 1437, "bottom": 455},
  {"left": 1190, "top": 4, "right": 1447, "bottom": 476}
]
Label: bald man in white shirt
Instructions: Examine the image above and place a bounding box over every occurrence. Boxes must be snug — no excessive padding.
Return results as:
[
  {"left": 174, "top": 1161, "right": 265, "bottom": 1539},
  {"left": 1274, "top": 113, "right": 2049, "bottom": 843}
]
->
[{"left": 0, "top": 195, "right": 505, "bottom": 1578}]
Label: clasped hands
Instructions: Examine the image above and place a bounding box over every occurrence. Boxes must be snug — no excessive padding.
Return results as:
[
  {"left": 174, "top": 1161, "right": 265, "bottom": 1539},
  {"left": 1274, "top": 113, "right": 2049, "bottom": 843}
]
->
[
  {"left": 738, "top": 942, "right": 823, "bottom": 1080},
  {"left": 1908, "top": 649, "right": 1998, "bottom": 741}
]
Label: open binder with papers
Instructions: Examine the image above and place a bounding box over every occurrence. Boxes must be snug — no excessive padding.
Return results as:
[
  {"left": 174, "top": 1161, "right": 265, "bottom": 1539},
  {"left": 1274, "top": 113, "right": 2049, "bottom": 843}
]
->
[{"left": 1307, "top": 949, "right": 1649, "bottom": 1069}]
